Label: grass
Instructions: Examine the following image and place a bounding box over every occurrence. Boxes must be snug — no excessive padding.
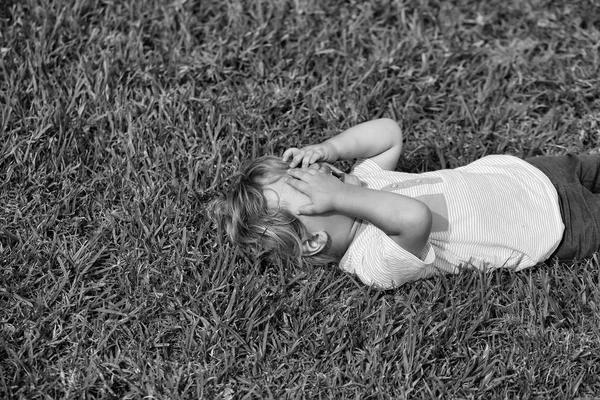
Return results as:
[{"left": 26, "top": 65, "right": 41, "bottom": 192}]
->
[{"left": 1, "top": 0, "right": 600, "bottom": 398}]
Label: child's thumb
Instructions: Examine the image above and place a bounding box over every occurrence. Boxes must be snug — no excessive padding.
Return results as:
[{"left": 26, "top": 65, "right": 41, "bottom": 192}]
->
[{"left": 297, "top": 205, "right": 316, "bottom": 215}]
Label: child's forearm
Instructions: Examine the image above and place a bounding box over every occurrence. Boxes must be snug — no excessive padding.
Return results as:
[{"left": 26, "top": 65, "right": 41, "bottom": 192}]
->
[
  {"left": 283, "top": 118, "right": 403, "bottom": 169},
  {"left": 325, "top": 118, "right": 402, "bottom": 160},
  {"left": 334, "top": 184, "right": 428, "bottom": 234},
  {"left": 334, "top": 184, "right": 432, "bottom": 255},
  {"left": 284, "top": 168, "right": 430, "bottom": 255}
]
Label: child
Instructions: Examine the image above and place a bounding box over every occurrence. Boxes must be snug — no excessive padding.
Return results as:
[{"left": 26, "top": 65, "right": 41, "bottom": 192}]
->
[{"left": 213, "top": 118, "right": 600, "bottom": 289}]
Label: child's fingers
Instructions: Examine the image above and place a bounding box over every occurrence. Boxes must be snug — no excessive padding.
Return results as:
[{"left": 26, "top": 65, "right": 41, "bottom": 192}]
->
[
  {"left": 286, "top": 169, "right": 320, "bottom": 188},
  {"left": 295, "top": 151, "right": 323, "bottom": 168},
  {"left": 287, "top": 168, "right": 318, "bottom": 179},
  {"left": 284, "top": 175, "right": 309, "bottom": 193},
  {"left": 290, "top": 152, "right": 308, "bottom": 168},
  {"left": 286, "top": 169, "right": 305, "bottom": 182},
  {"left": 301, "top": 151, "right": 315, "bottom": 168},
  {"left": 309, "top": 151, "right": 323, "bottom": 166},
  {"left": 285, "top": 146, "right": 328, "bottom": 168},
  {"left": 282, "top": 148, "right": 299, "bottom": 162},
  {"left": 296, "top": 206, "right": 308, "bottom": 215},
  {"left": 315, "top": 163, "right": 331, "bottom": 174},
  {"left": 307, "top": 163, "right": 329, "bottom": 174},
  {"left": 297, "top": 204, "right": 317, "bottom": 215}
]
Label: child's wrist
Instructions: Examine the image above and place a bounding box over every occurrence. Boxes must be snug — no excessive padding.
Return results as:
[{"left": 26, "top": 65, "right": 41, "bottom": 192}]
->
[
  {"left": 331, "top": 182, "right": 355, "bottom": 211},
  {"left": 324, "top": 140, "right": 340, "bottom": 162}
]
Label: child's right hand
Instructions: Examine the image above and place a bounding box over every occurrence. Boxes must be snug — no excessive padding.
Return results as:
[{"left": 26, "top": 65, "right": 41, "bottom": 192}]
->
[
  {"left": 284, "top": 167, "right": 345, "bottom": 215},
  {"left": 282, "top": 142, "right": 339, "bottom": 168}
]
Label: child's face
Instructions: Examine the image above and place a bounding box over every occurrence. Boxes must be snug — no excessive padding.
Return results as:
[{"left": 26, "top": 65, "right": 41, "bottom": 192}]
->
[
  {"left": 262, "top": 162, "right": 360, "bottom": 216},
  {"left": 263, "top": 172, "right": 342, "bottom": 245},
  {"left": 262, "top": 163, "right": 341, "bottom": 233},
  {"left": 263, "top": 174, "right": 310, "bottom": 216},
  {"left": 262, "top": 163, "right": 358, "bottom": 256}
]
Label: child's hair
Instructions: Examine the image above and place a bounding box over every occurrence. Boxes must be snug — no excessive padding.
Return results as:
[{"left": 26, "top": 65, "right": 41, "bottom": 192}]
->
[{"left": 211, "top": 155, "right": 335, "bottom": 266}]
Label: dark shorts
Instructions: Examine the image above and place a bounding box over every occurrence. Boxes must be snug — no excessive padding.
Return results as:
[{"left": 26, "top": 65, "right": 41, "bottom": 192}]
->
[{"left": 525, "top": 154, "right": 600, "bottom": 261}]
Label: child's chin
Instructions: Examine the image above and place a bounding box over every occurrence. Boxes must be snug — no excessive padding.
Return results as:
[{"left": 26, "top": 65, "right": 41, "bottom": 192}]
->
[{"left": 343, "top": 174, "right": 362, "bottom": 187}]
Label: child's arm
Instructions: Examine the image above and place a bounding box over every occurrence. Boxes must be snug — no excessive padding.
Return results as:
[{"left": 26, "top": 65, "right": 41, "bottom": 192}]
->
[
  {"left": 283, "top": 118, "right": 403, "bottom": 171},
  {"left": 285, "top": 168, "right": 432, "bottom": 257}
]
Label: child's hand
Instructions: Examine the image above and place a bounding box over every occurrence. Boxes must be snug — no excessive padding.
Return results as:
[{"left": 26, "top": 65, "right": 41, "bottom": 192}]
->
[
  {"left": 282, "top": 142, "right": 339, "bottom": 168},
  {"left": 284, "top": 168, "right": 344, "bottom": 215},
  {"left": 307, "top": 162, "right": 362, "bottom": 187}
]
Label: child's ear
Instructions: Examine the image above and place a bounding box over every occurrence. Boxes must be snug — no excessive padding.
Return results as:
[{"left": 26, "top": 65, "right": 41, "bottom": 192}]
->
[{"left": 302, "top": 231, "right": 328, "bottom": 256}]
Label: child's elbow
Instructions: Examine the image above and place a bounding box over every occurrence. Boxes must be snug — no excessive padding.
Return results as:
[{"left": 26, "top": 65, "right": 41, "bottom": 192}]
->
[
  {"left": 380, "top": 118, "right": 403, "bottom": 143},
  {"left": 393, "top": 203, "right": 432, "bottom": 257},
  {"left": 412, "top": 202, "right": 432, "bottom": 241}
]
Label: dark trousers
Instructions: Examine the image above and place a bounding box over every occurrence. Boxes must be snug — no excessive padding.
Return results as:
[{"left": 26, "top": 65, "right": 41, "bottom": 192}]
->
[{"left": 526, "top": 154, "right": 600, "bottom": 261}]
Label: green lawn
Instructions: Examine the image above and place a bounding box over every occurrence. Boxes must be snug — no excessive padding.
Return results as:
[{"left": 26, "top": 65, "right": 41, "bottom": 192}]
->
[{"left": 1, "top": 0, "right": 600, "bottom": 398}]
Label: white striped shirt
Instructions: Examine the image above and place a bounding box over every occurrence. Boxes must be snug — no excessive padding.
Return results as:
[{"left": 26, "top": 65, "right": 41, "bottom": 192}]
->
[{"left": 339, "top": 155, "right": 564, "bottom": 289}]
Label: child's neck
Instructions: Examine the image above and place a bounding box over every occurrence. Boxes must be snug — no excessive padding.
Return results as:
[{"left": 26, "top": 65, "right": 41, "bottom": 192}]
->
[
  {"left": 325, "top": 214, "right": 362, "bottom": 259},
  {"left": 299, "top": 211, "right": 361, "bottom": 260}
]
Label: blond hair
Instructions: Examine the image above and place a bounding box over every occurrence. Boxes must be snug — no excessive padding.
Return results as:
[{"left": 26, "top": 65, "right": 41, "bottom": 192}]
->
[{"left": 211, "top": 155, "right": 335, "bottom": 266}]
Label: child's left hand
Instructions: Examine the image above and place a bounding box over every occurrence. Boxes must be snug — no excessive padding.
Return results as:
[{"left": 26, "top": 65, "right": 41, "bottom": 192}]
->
[
  {"left": 282, "top": 142, "right": 339, "bottom": 168},
  {"left": 308, "top": 162, "right": 364, "bottom": 187}
]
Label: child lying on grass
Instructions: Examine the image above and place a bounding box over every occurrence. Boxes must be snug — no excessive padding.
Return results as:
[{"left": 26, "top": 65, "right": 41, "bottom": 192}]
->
[{"left": 213, "top": 118, "right": 600, "bottom": 289}]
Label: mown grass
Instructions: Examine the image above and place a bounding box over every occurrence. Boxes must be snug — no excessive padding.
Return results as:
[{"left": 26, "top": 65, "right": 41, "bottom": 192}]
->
[{"left": 1, "top": 0, "right": 600, "bottom": 398}]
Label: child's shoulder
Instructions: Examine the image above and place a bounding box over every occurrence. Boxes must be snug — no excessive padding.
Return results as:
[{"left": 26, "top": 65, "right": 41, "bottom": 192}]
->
[{"left": 350, "top": 157, "right": 389, "bottom": 175}]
